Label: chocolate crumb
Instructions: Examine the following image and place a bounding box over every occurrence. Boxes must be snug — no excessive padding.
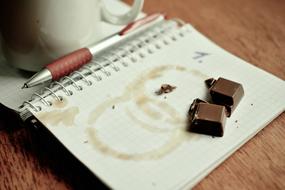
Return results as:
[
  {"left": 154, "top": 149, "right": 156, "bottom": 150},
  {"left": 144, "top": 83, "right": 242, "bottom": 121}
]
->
[
  {"left": 112, "top": 105, "right": 115, "bottom": 109},
  {"left": 155, "top": 84, "right": 176, "bottom": 95},
  {"left": 251, "top": 103, "right": 253, "bottom": 106},
  {"left": 235, "top": 120, "right": 238, "bottom": 123},
  {"left": 84, "top": 140, "right": 88, "bottom": 144},
  {"left": 164, "top": 96, "right": 167, "bottom": 99}
]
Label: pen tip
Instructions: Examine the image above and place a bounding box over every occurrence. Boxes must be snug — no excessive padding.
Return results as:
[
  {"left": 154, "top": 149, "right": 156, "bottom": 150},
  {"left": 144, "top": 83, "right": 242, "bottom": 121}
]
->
[{"left": 22, "top": 84, "right": 28, "bottom": 89}]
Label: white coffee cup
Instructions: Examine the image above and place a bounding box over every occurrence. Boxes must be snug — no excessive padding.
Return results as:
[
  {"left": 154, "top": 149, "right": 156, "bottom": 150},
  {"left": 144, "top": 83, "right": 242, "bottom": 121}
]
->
[{"left": 0, "top": 0, "right": 144, "bottom": 71}]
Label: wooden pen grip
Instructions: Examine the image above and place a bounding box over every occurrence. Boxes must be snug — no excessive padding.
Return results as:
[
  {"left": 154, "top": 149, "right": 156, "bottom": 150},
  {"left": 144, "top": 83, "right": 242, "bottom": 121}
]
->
[{"left": 46, "top": 48, "right": 92, "bottom": 80}]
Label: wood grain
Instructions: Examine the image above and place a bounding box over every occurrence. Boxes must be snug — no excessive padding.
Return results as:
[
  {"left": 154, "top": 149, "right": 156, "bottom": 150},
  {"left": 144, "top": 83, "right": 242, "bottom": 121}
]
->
[{"left": 1, "top": 0, "right": 285, "bottom": 189}]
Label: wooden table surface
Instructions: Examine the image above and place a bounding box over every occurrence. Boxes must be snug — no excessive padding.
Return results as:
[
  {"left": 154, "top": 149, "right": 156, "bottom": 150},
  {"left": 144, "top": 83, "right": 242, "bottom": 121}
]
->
[{"left": 1, "top": 0, "right": 284, "bottom": 189}]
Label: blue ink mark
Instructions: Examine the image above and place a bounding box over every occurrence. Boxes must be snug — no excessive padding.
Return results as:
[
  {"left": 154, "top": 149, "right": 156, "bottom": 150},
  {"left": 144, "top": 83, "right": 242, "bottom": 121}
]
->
[{"left": 192, "top": 51, "right": 210, "bottom": 60}]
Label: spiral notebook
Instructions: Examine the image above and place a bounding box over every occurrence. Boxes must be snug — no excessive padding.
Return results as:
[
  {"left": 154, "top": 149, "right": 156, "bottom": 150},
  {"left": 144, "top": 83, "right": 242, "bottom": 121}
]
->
[{"left": 1, "top": 3, "right": 285, "bottom": 190}]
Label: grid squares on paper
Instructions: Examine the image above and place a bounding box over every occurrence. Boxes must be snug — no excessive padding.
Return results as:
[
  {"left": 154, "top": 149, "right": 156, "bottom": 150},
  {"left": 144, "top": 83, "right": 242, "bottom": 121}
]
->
[{"left": 31, "top": 24, "right": 285, "bottom": 190}]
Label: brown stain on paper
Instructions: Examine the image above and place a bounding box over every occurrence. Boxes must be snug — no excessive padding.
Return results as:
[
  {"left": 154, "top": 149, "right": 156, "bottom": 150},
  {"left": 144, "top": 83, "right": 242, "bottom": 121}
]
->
[
  {"left": 87, "top": 128, "right": 189, "bottom": 160},
  {"left": 53, "top": 97, "right": 68, "bottom": 108},
  {"left": 87, "top": 65, "right": 207, "bottom": 160},
  {"left": 125, "top": 107, "right": 187, "bottom": 133},
  {"left": 191, "top": 69, "right": 209, "bottom": 79},
  {"left": 37, "top": 107, "right": 79, "bottom": 126},
  {"left": 135, "top": 96, "right": 163, "bottom": 120}
]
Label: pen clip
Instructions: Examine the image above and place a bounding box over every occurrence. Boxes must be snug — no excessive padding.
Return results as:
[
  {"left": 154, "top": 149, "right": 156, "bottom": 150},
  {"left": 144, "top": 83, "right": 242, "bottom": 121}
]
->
[{"left": 119, "top": 13, "right": 165, "bottom": 36}]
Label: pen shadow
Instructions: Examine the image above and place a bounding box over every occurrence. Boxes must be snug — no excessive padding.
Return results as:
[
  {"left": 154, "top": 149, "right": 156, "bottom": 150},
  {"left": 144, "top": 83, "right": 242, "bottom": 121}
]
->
[
  {"left": 17, "top": 70, "right": 35, "bottom": 79},
  {"left": 0, "top": 104, "right": 109, "bottom": 190},
  {"left": 0, "top": 59, "right": 35, "bottom": 79}
]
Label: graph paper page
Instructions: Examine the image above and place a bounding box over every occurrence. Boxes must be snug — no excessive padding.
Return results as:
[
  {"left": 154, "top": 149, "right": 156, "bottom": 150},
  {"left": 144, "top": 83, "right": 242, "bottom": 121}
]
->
[{"left": 30, "top": 24, "right": 285, "bottom": 190}]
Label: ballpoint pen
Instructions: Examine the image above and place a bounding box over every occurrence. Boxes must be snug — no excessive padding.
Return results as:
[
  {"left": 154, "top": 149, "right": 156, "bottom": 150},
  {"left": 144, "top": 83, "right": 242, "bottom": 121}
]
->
[{"left": 22, "top": 13, "right": 165, "bottom": 88}]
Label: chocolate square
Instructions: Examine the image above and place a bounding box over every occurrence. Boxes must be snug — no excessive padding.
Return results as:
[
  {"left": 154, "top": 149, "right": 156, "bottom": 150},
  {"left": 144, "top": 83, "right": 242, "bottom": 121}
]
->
[
  {"left": 188, "top": 99, "right": 227, "bottom": 137},
  {"left": 206, "top": 77, "right": 244, "bottom": 117}
]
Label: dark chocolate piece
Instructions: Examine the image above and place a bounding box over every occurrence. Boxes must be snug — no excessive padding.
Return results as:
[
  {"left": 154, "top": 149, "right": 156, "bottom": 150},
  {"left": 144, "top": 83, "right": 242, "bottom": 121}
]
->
[
  {"left": 205, "top": 78, "right": 216, "bottom": 88},
  {"left": 187, "top": 98, "right": 207, "bottom": 115},
  {"left": 205, "top": 77, "right": 244, "bottom": 117},
  {"left": 188, "top": 99, "right": 226, "bottom": 137},
  {"left": 155, "top": 84, "right": 176, "bottom": 95}
]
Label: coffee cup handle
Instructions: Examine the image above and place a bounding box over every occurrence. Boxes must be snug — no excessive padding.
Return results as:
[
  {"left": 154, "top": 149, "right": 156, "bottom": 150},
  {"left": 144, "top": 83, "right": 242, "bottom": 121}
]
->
[{"left": 101, "top": 0, "right": 144, "bottom": 25}]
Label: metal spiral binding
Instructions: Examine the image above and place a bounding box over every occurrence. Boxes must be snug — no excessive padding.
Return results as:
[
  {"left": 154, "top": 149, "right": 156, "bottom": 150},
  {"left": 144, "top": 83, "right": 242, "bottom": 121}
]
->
[
  {"left": 19, "top": 20, "right": 190, "bottom": 115},
  {"left": 44, "top": 87, "right": 63, "bottom": 101},
  {"left": 102, "top": 56, "right": 120, "bottom": 72},
  {"left": 62, "top": 76, "right": 83, "bottom": 91},
  {"left": 82, "top": 65, "right": 102, "bottom": 81}
]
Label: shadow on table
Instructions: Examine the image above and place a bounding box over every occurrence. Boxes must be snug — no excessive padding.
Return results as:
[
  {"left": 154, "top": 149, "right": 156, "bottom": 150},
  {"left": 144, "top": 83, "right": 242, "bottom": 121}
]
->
[{"left": 0, "top": 103, "right": 109, "bottom": 190}]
